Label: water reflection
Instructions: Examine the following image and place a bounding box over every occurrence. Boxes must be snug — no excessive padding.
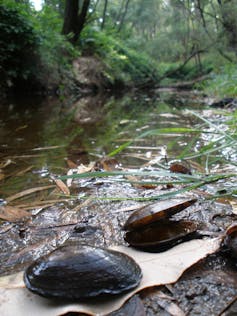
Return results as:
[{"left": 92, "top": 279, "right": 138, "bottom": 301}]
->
[{"left": 0, "top": 91, "right": 223, "bottom": 198}]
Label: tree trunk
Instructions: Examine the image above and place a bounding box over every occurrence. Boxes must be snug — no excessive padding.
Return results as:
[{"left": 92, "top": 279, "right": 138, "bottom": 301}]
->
[
  {"left": 101, "top": 0, "right": 108, "bottom": 30},
  {"left": 218, "top": 0, "right": 237, "bottom": 54},
  {"left": 62, "top": 0, "right": 90, "bottom": 44},
  {"left": 117, "top": 0, "right": 130, "bottom": 32}
]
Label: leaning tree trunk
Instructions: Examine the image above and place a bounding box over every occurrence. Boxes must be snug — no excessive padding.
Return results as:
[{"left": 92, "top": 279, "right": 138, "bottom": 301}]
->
[{"left": 62, "top": 0, "right": 90, "bottom": 44}]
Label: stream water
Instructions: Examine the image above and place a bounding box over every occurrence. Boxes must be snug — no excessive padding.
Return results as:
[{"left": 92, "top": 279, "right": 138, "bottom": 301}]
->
[{"left": 0, "top": 90, "right": 206, "bottom": 197}]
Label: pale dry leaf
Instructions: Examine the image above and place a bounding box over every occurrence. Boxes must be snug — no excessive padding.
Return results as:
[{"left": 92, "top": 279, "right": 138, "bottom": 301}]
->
[
  {"left": 229, "top": 200, "right": 237, "bottom": 215},
  {"left": 66, "top": 169, "right": 74, "bottom": 187},
  {"left": 0, "top": 238, "right": 221, "bottom": 316},
  {"left": 52, "top": 178, "right": 70, "bottom": 195},
  {"left": 66, "top": 162, "right": 95, "bottom": 187},
  {"left": 0, "top": 205, "right": 31, "bottom": 222},
  {"left": 77, "top": 162, "right": 95, "bottom": 174},
  {"left": 0, "top": 159, "right": 13, "bottom": 169},
  {"left": 155, "top": 290, "right": 186, "bottom": 316},
  {"left": 0, "top": 272, "right": 24, "bottom": 289},
  {"left": 32, "top": 145, "right": 65, "bottom": 151}
]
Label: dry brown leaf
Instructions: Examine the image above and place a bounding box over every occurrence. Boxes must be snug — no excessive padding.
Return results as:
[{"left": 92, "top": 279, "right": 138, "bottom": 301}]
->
[
  {"left": 169, "top": 162, "right": 191, "bottom": 175},
  {"left": 6, "top": 185, "right": 55, "bottom": 203},
  {"left": 0, "top": 205, "right": 31, "bottom": 222},
  {"left": 95, "top": 157, "right": 119, "bottom": 171},
  {"left": 66, "top": 159, "right": 78, "bottom": 169},
  {"left": 0, "top": 238, "right": 221, "bottom": 316},
  {"left": 14, "top": 199, "right": 72, "bottom": 211},
  {"left": 15, "top": 166, "right": 34, "bottom": 176},
  {"left": 52, "top": 178, "right": 70, "bottom": 195}
]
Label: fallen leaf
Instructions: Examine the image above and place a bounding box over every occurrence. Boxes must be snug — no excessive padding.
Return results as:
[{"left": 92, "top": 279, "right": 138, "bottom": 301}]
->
[
  {"left": 0, "top": 205, "right": 31, "bottom": 222},
  {"left": 0, "top": 272, "right": 24, "bottom": 289},
  {"left": 229, "top": 200, "right": 237, "bottom": 215},
  {"left": 66, "top": 159, "right": 78, "bottom": 169},
  {"left": 51, "top": 177, "right": 70, "bottom": 195},
  {"left": 95, "top": 157, "right": 120, "bottom": 171},
  {"left": 77, "top": 162, "right": 95, "bottom": 174},
  {"left": 66, "top": 169, "right": 74, "bottom": 187},
  {"left": 32, "top": 145, "right": 65, "bottom": 151},
  {"left": 169, "top": 162, "right": 191, "bottom": 175},
  {"left": 13, "top": 199, "right": 72, "bottom": 211},
  {"left": 0, "top": 238, "right": 221, "bottom": 316},
  {"left": 0, "top": 159, "right": 13, "bottom": 169},
  {"left": 153, "top": 290, "right": 185, "bottom": 316},
  {"left": 15, "top": 166, "right": 34, "bottom": 176},
  {"left": 6, "top": 185, "right": 55, "bottom": 203}
]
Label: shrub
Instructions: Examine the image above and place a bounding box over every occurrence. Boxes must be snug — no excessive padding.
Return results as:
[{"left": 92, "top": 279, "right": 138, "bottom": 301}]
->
[{"left": 0, "top": 3, "right": 39, "bottom": 91}]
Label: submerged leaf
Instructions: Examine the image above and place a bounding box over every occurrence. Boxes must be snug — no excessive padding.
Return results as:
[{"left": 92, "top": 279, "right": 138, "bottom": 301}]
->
[{"left": 6, "top": 186, "right": 55, "bottom": 203}]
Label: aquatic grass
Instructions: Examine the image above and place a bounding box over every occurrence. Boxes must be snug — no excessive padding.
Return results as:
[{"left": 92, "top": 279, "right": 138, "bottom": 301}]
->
[
  {"left": 108, "top": 127, "right": 212, "bottom": 157},
  {"left": 59, "top": 169, "right": 199, "bottom": 181},
  {"left": 59, "top": 109, "right": 237, "bottom": 201},
  {"left": 60, "top": 172, "right": 236, "bottom": 202}
]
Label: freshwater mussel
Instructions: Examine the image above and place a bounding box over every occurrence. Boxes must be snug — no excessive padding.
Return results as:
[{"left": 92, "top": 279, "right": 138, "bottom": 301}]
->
[
  {"left": 223, "top": 223, "right": 237, "bottom": 258},
  {"left": 124, "top": 198, "right": 198, "bottom": 251},
  {"left": 24, "top": 245, "right": 142, "bottom": 300}
]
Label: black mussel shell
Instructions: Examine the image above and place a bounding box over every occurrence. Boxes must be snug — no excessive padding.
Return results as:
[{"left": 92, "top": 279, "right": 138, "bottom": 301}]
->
[
  {"left": 124, "top": 198, "right": 197, "bottom": 231},
  {"left": 124, "top": 220, "right": 198, "bottom": 251},
  {"left": 24, "top": 245, "right": 142, "bottom": 299}
]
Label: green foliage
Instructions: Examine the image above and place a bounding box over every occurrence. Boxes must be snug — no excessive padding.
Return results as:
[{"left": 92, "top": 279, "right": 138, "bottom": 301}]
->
[
  {"left": 33, "top": 5, "right": 78, "bottom": 90},
  {"left": 80, "top": 27, "right": 160, "bottom": 86},
  {"left": 201, "top": 64, "right": 237, "bottom": 97},
  {"left": 0, "top": 1, "right": 77, "bottom": 94},
  {"left": 0, "top": 2, "right": 39, "bottom": 89}
]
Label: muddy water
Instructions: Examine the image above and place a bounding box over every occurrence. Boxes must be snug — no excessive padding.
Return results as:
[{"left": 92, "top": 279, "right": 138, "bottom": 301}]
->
[{"left": 0, "top": 91, "right": 237, "bottom": 315}]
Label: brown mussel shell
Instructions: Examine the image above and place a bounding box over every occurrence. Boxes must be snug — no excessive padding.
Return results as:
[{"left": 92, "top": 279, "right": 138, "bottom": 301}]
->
[
  {"left": 24, "top": 245, "right": 142, "bottom": 300},
  {"left": 223, "top": 223, "right": 237, "bottom": 258},
  {"left": 124, "top": 198, "right": 197, "bottom": 231},
  {"left": 125, "top": 220, "right": 198, "bottom": 251}
]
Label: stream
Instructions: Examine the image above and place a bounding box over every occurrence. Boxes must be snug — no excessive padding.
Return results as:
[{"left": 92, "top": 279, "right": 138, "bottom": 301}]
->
[{"left": 0, "top": 90, "right": 237, "bottom": 315}]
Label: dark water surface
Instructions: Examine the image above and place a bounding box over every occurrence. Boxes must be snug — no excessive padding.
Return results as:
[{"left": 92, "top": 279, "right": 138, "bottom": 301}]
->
[{"left": 0, "top": 91, "right": 204, "bottom": 197}]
